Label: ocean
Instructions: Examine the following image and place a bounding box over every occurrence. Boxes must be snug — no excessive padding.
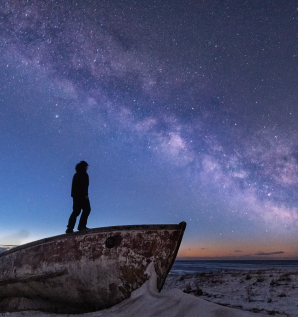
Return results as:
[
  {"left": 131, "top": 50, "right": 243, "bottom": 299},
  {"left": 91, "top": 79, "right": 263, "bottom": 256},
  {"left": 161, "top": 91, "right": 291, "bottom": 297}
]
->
[{"left": 170, "top": 260, "right": 298, "bottom": 275}]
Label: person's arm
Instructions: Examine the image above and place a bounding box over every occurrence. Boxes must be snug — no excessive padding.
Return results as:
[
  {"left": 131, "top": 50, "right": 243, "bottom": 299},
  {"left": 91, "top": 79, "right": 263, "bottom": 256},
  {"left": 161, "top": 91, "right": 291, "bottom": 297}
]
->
[
  {"left": 71, "top": 174, "right": 77, "bottom": 197},
  {"left": 83, "top": 174, "right": 89, "bottom": 199}
]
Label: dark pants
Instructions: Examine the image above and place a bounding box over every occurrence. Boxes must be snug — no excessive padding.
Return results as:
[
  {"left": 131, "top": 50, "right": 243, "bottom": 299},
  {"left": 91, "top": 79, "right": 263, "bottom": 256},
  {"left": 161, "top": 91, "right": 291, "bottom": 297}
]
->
[{"left": 67, "top": 197, "right": 91, "bottom": 230}]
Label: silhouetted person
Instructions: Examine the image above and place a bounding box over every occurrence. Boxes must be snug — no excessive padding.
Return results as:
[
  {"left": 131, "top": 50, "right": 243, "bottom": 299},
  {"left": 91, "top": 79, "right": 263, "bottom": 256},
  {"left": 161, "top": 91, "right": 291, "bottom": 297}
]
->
[{"left": 66, "top": 161, "right": 91, "bottom": 233}]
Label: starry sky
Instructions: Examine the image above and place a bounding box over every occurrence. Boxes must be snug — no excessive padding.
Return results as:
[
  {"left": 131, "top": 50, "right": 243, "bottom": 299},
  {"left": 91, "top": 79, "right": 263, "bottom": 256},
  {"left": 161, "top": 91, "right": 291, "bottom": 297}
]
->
[{"left": 0, "top": 0, "right": 298, "bottom": 260}]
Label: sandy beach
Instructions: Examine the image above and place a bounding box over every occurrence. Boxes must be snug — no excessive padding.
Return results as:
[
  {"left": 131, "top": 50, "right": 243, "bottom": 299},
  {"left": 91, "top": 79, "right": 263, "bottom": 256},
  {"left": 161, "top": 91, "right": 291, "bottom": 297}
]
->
[
  {"left": 163, "top": 269, "right": 298, "bottom": 316},
  {"left": 2, "top": 264, "right": 297, "bottom": 316}
]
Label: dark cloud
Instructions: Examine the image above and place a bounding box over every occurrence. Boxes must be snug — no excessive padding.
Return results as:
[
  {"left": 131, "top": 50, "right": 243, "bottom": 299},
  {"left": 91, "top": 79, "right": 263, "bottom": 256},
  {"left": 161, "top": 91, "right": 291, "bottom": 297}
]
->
[
  {"left": 255, "top": 251, "right": 285, "bottom": 256},
  {"left": 234, "top": 250, "right": 242, "bottom": 253}
]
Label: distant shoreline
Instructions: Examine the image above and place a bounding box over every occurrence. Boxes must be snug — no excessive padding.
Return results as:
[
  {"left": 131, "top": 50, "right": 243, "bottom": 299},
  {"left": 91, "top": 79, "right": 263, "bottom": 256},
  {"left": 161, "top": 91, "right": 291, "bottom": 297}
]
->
[{"left": 177, "top": 257, "right": 298, "bottom": 261}]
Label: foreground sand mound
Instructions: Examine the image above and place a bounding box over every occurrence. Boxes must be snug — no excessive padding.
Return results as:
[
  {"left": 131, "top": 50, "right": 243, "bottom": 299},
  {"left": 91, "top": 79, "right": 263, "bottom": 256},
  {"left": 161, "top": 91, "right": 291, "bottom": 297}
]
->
[{"left": 0, "top": 263, "right": 265, "bottom": 317}]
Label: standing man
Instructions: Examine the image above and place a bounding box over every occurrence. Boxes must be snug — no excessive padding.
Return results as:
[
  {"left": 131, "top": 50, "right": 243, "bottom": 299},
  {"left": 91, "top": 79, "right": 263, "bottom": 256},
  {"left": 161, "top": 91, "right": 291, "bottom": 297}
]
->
[{"left": 66, "top": 161, "right": 91, "bottom": 233}]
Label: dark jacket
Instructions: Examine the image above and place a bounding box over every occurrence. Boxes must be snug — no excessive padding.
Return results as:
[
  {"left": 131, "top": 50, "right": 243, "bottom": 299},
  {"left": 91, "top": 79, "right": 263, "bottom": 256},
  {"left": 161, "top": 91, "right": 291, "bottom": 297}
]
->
[{"left": 71, "top": 169, "right": 89, "bottom": 199}]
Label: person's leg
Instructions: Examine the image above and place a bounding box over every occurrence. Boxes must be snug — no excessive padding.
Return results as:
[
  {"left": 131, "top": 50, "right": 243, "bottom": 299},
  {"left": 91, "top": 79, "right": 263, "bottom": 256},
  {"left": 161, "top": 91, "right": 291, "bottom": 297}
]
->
[
  {"left": 67, "top": 199, "right": 82, "bottom": 230},
  {"left": 78, "top": 198, "right": 91, "bottom": 229}
]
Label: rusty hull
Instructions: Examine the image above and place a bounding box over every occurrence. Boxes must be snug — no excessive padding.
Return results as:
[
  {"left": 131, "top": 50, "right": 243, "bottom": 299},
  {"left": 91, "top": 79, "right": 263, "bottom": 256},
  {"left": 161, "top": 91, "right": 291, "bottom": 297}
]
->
[{"left": 0, "top": 222, "right": 186, "bottom": 313}]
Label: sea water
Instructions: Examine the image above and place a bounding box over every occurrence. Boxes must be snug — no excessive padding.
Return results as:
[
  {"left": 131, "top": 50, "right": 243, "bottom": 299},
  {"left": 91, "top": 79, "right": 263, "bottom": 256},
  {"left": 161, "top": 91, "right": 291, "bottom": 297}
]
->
[{"left": 170, "top": 260, "right": 298, "bottom": 275}]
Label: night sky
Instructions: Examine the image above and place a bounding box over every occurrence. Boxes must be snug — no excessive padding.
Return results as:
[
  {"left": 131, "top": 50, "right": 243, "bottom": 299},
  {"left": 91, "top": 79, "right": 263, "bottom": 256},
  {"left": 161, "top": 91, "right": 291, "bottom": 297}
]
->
[{"left": 1, "top": 1, "right": 298, "bottom": 259}]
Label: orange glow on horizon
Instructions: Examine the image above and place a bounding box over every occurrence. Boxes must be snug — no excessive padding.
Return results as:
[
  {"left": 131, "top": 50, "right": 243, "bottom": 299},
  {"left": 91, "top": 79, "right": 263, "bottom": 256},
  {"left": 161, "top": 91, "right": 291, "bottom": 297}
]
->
[{"left": 177, "top": 239, "right": 298, "bottom": 259}]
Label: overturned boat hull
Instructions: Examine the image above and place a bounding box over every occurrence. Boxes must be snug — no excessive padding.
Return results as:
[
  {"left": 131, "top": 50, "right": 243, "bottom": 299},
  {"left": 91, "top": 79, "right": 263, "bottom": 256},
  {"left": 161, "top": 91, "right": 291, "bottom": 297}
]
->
[{"left": 0, "top": 222, "right": 186, "bottom": 313}]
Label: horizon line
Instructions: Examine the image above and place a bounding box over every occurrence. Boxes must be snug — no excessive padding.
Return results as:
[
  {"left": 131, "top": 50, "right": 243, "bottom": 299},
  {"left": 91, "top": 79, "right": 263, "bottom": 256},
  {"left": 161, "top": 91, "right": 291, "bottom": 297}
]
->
[{"left": 177, "top": 257, "right": 298, "bottom": 261}]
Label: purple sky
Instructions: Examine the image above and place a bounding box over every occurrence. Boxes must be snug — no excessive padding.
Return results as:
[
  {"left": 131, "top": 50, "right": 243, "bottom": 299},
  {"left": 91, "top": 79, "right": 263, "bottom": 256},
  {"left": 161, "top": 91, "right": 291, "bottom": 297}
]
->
[{"left": 0, "top": 1, "right": 298, "bottom": 259}]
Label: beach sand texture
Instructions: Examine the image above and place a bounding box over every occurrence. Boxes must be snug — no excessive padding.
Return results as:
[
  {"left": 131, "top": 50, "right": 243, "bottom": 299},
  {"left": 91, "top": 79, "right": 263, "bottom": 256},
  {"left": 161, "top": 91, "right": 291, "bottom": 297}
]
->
[
  {"left": 0, "top": 263, "right": 270, "bottom": 317},
  {"left": 163, "top": 269, "right": 298, "bottom": 316}
]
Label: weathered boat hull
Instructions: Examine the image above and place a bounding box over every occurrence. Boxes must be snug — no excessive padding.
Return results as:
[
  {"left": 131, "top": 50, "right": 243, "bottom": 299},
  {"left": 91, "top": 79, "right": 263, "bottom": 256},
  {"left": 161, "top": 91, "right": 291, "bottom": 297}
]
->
[{"left": 0, "top": 222, "right": 186, "bottom": 313}]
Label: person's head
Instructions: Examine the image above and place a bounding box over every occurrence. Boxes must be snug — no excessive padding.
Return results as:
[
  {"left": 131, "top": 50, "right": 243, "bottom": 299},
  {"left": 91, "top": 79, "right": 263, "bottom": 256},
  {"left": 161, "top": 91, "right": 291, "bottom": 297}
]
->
[
  {"left": 75, "top": 161, "right": 89, "bottom": 172},
  {"left": 80, "top": 161, "right": 89, "bottom": 169}
]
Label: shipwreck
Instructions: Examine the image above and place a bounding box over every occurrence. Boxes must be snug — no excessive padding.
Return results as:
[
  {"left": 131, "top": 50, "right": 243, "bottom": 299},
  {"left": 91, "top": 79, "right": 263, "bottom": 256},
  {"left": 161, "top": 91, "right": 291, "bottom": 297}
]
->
[{"left": 0, "top": 222, "right": 186, "bottom": 313}]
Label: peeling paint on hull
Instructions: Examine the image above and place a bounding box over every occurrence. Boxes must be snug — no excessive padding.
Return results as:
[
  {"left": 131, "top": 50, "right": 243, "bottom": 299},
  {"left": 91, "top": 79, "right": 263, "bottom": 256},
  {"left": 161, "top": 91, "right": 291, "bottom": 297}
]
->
[{"left": 0, "top": 222, "right": 186, "bottom": 313}]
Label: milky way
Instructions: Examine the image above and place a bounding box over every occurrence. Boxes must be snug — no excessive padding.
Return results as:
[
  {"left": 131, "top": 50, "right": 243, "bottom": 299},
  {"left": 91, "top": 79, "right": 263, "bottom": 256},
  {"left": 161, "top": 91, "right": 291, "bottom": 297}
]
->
[{"left": 1, "top": 1, "right": 298, "bottom": 258}]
